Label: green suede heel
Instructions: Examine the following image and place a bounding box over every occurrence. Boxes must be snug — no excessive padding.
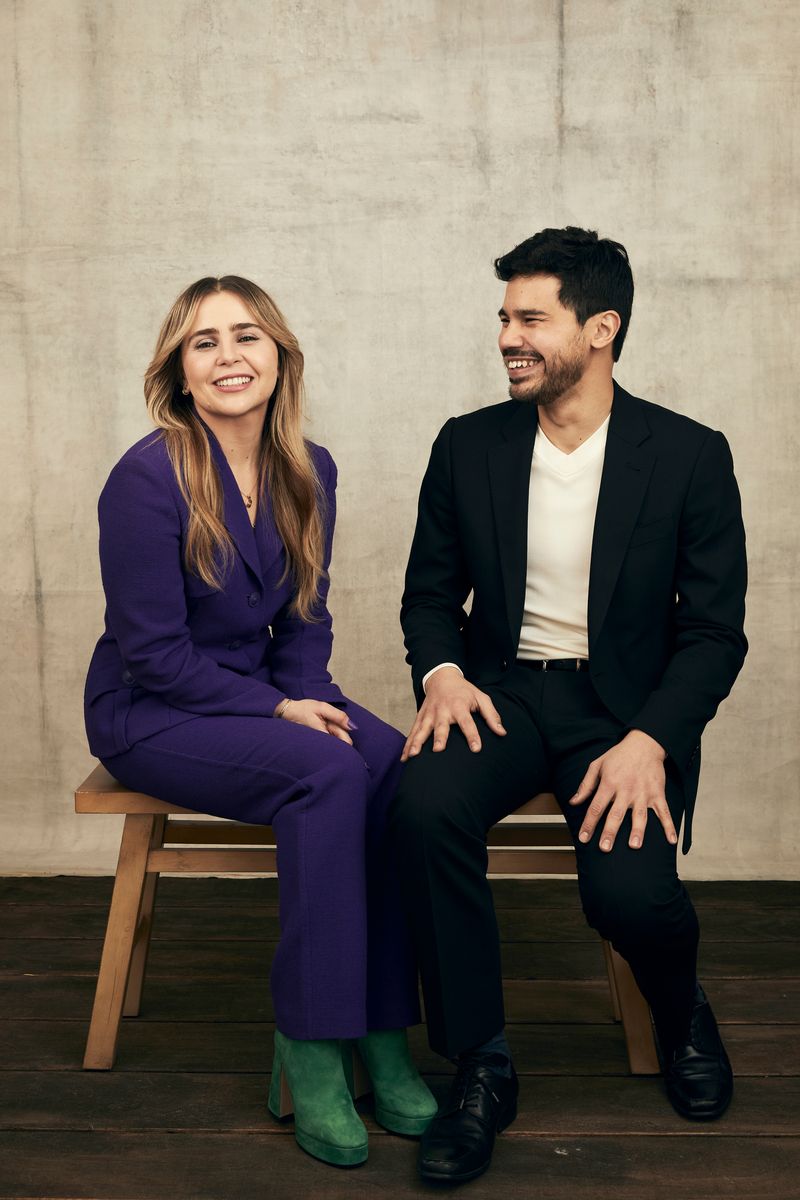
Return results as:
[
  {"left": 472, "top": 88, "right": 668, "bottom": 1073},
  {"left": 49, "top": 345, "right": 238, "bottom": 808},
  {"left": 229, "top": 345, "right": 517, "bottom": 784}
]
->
[
  {"left": 355, "top": 1029, "right": 438, "bottom": 1137},
  {"left": 268, "top": 1031, "right": 368, "bottom": 1167}
]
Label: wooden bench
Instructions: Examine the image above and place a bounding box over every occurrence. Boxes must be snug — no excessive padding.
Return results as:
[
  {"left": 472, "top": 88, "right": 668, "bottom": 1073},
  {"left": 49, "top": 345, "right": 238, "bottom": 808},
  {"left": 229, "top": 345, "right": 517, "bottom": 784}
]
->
[{"left": 75, "top": 764, "right": 659, "bottom": 1074}]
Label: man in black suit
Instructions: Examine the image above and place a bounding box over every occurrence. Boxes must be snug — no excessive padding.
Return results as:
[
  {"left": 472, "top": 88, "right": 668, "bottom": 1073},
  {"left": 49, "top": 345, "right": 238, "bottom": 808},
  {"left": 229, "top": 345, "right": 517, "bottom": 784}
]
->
[{"left": 391, "top": 227, "right": 747, "bottom": 1184}]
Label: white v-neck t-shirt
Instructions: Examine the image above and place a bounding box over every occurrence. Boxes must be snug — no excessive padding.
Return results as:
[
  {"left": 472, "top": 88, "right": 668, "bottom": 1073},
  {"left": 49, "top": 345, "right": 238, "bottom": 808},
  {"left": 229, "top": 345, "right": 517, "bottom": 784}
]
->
[{"left": 517, "top": 415, "right": 610, "bottom": 661}]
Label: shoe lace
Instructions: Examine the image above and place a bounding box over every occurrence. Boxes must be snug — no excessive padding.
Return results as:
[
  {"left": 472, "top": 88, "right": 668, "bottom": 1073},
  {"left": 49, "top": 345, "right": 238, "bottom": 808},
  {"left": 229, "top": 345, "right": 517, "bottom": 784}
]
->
[{"left": 444, "top": 1056, "right": 501, "bottom": 1117}]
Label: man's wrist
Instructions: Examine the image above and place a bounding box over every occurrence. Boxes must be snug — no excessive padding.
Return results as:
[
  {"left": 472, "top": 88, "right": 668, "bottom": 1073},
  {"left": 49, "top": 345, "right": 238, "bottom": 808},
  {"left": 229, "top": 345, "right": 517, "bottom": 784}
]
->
[
  {"left": 626, "top": 728, "right": 667, "bottom": 760},
  {"left": 422, "top": 662, "right": 464, "bottom": 693}
]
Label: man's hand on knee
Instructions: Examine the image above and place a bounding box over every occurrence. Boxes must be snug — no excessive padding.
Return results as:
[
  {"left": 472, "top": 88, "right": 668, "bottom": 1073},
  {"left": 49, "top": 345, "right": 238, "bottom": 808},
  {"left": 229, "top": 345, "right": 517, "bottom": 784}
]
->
[
  {"left": 401, "top": 668, "right": 506, "bottom": 761},
  {"left": 569, "top": 730, "right": 677, "bottom": 852}
]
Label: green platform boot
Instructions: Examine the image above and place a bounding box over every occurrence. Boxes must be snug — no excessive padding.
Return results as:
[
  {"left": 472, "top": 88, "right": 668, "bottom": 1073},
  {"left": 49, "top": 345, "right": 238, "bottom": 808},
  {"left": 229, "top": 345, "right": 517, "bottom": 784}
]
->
[
  {"left": 268, "top": 1030, "right": 368, "bottom": 1167},
  {"left": 354, "top": 1029, "right": 438, "bottom": 1136}
]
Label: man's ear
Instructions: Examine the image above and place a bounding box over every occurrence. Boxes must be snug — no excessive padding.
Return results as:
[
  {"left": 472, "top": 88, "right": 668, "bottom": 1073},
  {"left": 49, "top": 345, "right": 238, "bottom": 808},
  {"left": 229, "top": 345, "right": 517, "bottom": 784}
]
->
[{"left": 588, "top": 309, "right": 621, "bottom": 351}]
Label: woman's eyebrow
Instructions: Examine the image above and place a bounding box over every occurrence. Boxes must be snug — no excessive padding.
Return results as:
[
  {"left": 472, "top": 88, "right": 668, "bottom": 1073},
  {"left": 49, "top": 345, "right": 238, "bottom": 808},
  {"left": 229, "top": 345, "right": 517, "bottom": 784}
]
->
[{"left": 190, "top": 322, "right": 262, "bottom": 338}]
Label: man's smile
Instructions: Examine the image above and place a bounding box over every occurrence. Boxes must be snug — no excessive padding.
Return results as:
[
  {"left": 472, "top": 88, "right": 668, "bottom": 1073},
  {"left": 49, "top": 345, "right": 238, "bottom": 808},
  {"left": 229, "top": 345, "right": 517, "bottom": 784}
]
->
[{"left": 504, "top": 355, "right": 543, "bottom": 376}]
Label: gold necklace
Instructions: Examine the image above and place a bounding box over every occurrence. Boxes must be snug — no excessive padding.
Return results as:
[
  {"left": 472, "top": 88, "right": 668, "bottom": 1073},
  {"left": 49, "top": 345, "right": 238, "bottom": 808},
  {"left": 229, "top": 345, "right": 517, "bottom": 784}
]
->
[{"left": 239, "top": 475, "right": 259, "bottom": 509}]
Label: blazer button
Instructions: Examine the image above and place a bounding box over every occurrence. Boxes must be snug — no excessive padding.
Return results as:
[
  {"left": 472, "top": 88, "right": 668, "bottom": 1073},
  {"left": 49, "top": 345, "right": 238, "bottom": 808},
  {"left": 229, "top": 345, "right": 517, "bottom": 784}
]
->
[
  {"left": 122, "top": 670, "right": 134, "bottom": 686},
  {"left": 228, "top": 640, "right": 242, "bottom": 651},
  {"left": 501, "top": 659, "right": 508, "bottom": 670},
  {"left": 247, "top": 592, "right": 260, "bottom": 607}
]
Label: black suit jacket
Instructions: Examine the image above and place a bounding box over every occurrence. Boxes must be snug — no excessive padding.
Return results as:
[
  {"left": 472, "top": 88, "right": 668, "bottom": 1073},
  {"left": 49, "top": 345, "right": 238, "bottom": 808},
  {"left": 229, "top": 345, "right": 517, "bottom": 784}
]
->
[{"left": 401, "top": 381, "right": 748, "bottom": 851}]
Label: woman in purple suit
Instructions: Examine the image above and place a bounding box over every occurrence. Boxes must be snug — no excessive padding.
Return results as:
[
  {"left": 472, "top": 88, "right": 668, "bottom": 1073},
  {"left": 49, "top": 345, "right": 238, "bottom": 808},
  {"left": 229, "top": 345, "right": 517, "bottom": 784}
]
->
[{"left": 84, "top": 276, "right": 436, "bottom": 1167}]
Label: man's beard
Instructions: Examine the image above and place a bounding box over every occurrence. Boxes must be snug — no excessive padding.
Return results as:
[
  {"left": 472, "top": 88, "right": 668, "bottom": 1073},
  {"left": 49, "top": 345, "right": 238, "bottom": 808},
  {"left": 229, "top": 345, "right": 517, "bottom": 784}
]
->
[{"left": 508, "top": 338, "right": 588, "bottom": 407}]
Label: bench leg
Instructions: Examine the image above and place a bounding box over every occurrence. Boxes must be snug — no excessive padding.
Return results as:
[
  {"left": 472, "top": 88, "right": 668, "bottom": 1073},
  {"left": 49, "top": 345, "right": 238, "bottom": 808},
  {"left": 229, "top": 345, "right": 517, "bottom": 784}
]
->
[
  {"left": 604, "top": 942, "right": 660, "bottom": 1075},
  {"left": 602, "top": 939, "right": 622, "bottom": 1020},
  {"left": 83, "top": 814, "right": 155, "bottom": 1070},
  {"left": 123, "top": 814, "right": 165, "bottom": 1017}
]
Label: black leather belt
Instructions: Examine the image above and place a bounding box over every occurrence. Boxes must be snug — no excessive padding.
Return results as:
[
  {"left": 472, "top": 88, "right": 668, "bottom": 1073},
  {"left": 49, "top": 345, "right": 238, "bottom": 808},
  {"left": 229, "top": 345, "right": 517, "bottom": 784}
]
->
[{"left": 519, "top": 658, "right": 589, "bottom": 672}]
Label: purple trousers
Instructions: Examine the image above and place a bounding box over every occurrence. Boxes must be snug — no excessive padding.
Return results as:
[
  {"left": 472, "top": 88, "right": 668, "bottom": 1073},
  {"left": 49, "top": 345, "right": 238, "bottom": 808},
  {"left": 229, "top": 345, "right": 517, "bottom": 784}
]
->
[{"left": 102, "top": 697, "right": 420, "bottom": 1040}]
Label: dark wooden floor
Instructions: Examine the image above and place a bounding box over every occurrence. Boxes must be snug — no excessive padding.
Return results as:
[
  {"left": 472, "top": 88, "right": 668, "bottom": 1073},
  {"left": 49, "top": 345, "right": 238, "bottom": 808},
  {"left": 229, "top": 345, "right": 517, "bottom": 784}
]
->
[{"left": 1, "top": 876, "right": 799, "bottom": 1199}]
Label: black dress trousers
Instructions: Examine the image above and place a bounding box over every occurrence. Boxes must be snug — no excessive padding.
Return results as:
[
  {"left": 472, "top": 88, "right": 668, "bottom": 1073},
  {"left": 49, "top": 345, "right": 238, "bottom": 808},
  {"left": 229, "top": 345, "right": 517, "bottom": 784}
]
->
[{"left": 390, "top": 664, "right": 700, "bottom": 1059}]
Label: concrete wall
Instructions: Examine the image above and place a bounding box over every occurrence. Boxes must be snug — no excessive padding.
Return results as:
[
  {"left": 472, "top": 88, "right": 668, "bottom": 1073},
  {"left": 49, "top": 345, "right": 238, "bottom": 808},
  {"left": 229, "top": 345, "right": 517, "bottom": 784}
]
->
[{"left": 3, "top": 0, "right": 797, "bottom": 877}]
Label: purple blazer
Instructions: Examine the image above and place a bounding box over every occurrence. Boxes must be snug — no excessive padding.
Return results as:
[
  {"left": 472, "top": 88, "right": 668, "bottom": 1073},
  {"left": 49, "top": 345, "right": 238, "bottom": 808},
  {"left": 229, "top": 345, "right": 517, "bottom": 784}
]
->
[{"left": 84, "top": 423, "right": 344, "bottom": 760}]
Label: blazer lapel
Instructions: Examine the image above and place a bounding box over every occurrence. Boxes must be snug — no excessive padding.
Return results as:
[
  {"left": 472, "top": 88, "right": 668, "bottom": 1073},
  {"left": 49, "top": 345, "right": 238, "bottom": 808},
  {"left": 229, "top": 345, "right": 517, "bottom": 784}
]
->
[
  {"left": 588, "top": 383, "right": 655, "bottom": 643},
  {"left": 202, "top": 421, "right": 264, "bottom": 582},
  {"left": 487, "top": 402, "right": 538, "bottom": 645},
  {"left": 255, "top": 486, "right": 288, "bottom": 578}
]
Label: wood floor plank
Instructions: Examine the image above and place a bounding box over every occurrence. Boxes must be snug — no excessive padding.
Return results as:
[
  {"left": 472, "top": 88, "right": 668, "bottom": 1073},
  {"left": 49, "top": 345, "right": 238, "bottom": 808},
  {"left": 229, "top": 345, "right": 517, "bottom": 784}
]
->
[
  {"left": 2, "top": 1019, "right": 797, "bottom": 1077},
  {"left": 9, "top": 901, "right": 798, "bottom": 943},
  {"left": 504, "top": 1076, "right": 800, "bottom": 1136},
  {"left": 3, "top": 976, "right": 798, "bottom": 1024},
  {"left": 488, "top": 879, "right": 800, "bottom": 908},
  {"left": 21, "top": 906, "right": 800, "bottom": 951},
  {"left": 495, "top": 905, "right": 800, "bottom": 944},
  {"left": 2, "top": 1021, "right": 628, "bottom": 1076},
  {"left": 2, "top": 1132, "right": 797, "bottom": 1200},
  {"left": 3, "top": 1071, "right": 798, "bottom": 1136},
  {"left": 4, "top": 876, "right": 797, "bottom": 909},
  {"left": 503, "top": 979, "right": 800, "bottom": 1024},
  {"left": 3, "top": 936, "right": 797, "bottom": 981},
  {"left": 502, "top": 942, "right": 800, "bottom": 981},
  {"left": 1, "top": 937, "right": 605, "bottom": 978},
  {"left": 3, "top": 906, "right": 281, "bottom": 941},
  {"left": 0, "top": 876, "right": 283, "bottom": 906}
]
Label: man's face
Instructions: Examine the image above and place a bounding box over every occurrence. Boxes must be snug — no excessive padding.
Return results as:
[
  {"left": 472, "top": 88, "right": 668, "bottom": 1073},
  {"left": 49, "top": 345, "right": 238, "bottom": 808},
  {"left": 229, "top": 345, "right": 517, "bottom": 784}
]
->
[{"left": 498, "top": 274, "right": 590, "bottom": 406}]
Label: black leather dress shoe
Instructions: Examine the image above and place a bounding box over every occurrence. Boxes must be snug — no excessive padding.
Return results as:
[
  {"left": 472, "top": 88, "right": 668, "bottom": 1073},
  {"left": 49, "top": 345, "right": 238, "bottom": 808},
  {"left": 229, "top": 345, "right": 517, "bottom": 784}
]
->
[
  {"left": 660, "top": 984, "right": 733, "bottom": 1120},
  {"left": 418, "top": 1056, "right": 518, "bottom": 1183}
]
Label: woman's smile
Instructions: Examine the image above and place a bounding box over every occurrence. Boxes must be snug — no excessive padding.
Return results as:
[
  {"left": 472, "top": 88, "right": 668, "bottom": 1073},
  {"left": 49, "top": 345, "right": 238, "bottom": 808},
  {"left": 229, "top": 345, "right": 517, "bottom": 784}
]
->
[{"left": 213, "top": 374, "right": 255, "bottom": 392}]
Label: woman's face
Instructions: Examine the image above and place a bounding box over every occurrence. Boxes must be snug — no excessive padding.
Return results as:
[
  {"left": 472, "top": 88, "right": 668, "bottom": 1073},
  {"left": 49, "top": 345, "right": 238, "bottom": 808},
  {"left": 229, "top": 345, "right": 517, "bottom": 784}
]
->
[{"left": 181, "top": 291, "right": 280, "bottom": 425}]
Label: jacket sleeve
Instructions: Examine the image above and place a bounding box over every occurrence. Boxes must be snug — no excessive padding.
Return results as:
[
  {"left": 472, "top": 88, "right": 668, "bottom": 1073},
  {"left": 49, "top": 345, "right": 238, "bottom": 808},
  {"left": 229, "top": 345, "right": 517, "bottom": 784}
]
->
[
  {"left": 629, "top": 430, "right": 748, "bottom": 768},
  {"left": 98, "top": 451, "right": 287, "bottom": 717},
  {"left": 401, "top": 418, "right": 473, "bottom": 703},
  {"left": 267, "top": 445, "right": 345, "bottom": 703}
]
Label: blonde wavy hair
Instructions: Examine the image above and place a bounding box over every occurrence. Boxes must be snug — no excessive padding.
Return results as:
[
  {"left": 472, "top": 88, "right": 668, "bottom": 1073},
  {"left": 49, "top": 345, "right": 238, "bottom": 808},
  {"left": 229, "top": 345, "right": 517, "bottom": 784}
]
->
[{"left": 144, "top": 276, "right": 325, "bottom": 621}]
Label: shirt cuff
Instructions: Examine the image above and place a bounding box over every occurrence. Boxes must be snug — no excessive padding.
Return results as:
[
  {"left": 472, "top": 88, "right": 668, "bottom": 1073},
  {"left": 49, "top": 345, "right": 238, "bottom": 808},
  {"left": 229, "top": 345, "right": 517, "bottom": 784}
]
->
[{"left": 422, "top": 662, "right": 464, "bottom": 693}]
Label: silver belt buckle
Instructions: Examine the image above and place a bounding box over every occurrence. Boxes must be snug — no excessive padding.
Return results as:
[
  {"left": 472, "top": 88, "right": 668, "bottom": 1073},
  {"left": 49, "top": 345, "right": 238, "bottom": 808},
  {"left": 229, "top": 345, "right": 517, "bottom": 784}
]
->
[{"left": 542, "top": 659, "right": 548, "bottom": 672}]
